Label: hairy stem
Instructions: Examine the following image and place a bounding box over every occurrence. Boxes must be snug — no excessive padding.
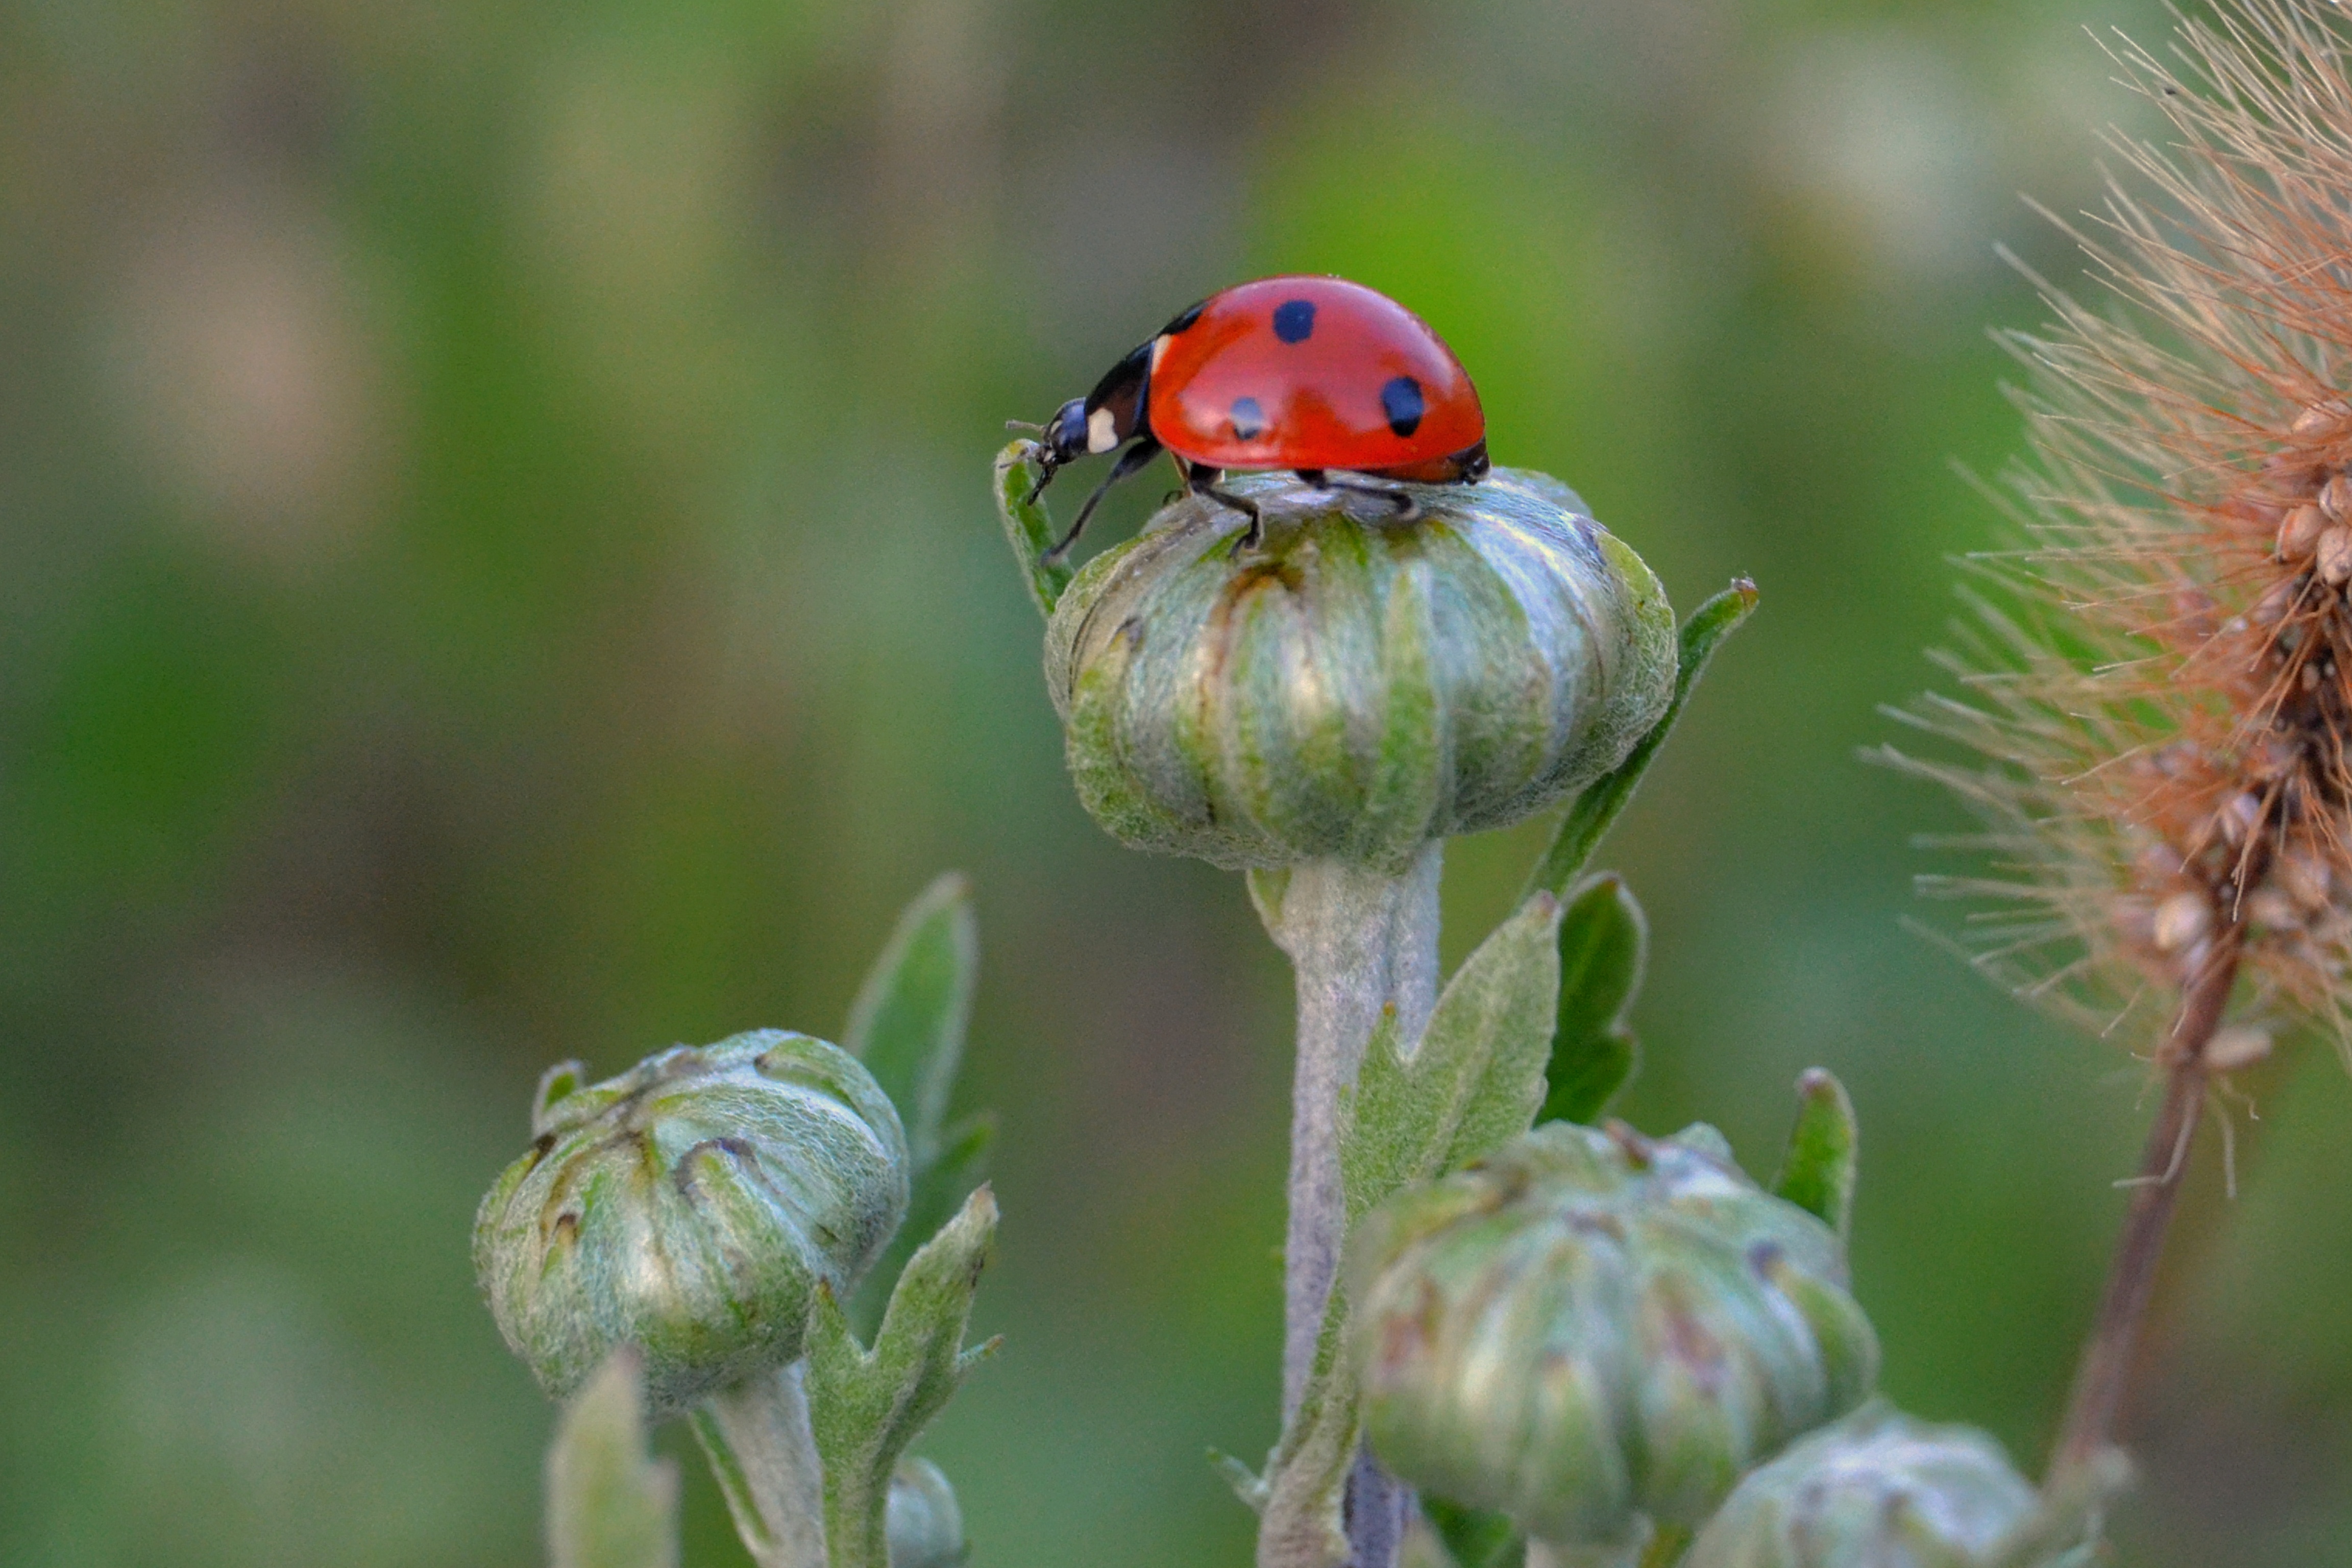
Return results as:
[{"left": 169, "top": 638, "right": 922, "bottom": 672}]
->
[
  {"left": 2049, "top": 942, "right": 2238, "bottom": 1480},
  {"left": 1261, "top": 845, "right": 1443, "bottom": 1568},
  {"left": 691, "top": 1362, "right": 829, "bottom": 1568},
  {"left": 1268, "top": 846, "right": 1443, "bottom": 1417}
]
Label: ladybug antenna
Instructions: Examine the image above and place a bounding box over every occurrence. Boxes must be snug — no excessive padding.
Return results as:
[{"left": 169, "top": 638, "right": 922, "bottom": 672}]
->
[{"left": 1004, "top": 418, "right": 1045, "bottom": 434}]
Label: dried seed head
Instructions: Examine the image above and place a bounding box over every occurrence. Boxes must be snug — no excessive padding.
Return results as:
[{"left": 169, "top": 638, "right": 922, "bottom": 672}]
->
[
  {"left": 2321, "top": 473, "right": 2352, "bottom": 522},
  {"left": 2294, "top": 400, "right": 2350, "bottom": 437},
  {"left": 1891, "top": 1, "right": 2352, "bottom": 1067},
  {"left": 2205, "top": 1025, "right": 2273, "bottom": 1072},
  {"left": 2320, "top": 526, "right": 2352, "bottom": 584},
  {"left": 2279, "top": 502, "right": 2328, "bottom": 558}
]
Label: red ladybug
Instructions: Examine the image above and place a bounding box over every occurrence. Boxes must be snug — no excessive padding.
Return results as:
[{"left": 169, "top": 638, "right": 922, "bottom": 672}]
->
[{"left": 1027, "top": 275, "right": 1489, "bottom": 560}]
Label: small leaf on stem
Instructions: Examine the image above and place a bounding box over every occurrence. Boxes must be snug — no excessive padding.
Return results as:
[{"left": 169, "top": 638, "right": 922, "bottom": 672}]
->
[
  {"left": 994, "top": 441, "right": 1078, "bottom": 617},
  {"left": 1526, "top": 579, "right": 1758, "bottom": 899},
  {"left": 1772, "top": 1068, "right": 1858, "bottom": 1240},
  {"left": 844, "top": 872, "right": 977, "bottom": 1166},
  {"left": 1540, "top": 875, "right": 1648, "bottom": 1125},
  {"left": 806, "top": 1186, "right": 1000, "bottom": 1568},
  {"left": 1342, "top": 890, "right": 1566, "bottom": 1222},
  {"left": 547, "top": 1351, "right": 679, "bottom": 1568}
]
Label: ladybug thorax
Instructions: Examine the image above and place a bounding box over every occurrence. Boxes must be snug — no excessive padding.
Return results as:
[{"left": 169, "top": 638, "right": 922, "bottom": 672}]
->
[{"left": 1144, "top": 276, "right": 1484, "bottom": 474}]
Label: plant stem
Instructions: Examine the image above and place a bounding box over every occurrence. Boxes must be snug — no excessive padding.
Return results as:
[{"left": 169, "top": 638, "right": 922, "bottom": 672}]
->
[
  {"left": 1268, "top": 846, "right": 1443, "bottom": 1420},
  {"left": 1343, "top": 1451, "right": 1406, "bottom": 1568},
  {"left": 1261, "top": 844, "right": 1443, "bottom": 1568},
  {"left": 691, "top": 1362, "right": 830, "bottom": 1568},
  {"left": 2048, "top": 943, "right": 2237, "bottom": 1480}
]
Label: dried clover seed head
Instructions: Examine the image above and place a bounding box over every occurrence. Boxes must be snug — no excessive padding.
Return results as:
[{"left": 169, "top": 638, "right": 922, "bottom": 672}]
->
[{"left": 1892, "top": 3, "right": 2352, "bottom": 1068}]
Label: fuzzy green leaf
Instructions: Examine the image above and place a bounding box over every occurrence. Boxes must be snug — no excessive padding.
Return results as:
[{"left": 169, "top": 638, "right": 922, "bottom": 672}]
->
[
  {"left": 1772, "top": 1068, "right": 1858, "bottom": 1240},
  {"left": 1527, "top": 578, "right": 1758, "bottom": 899},
  {"left": 806, "top": 1186, "right": 999, "bottom": 1568},
  {"left": 547, "top": 1352, "right": 679, "bottom": 1568},
  {"left": 844, "top": 873, "right": 977, "bottom": 1166},
  {"left": 1342, "top": 890, "right": 1566, "bottom": 1222},
  {"left": 1419, "top": 1496, "right": 1521, "bottom": 1568},
  {"left": 1540, "top": 874, "right": 1648, "bottom": 1125},
  {"left": 855, "top": 1112, "right": 996, "bottom": 1335},
  {"left": 994, "top": 440, "right": 1077, "bottom": 617}
]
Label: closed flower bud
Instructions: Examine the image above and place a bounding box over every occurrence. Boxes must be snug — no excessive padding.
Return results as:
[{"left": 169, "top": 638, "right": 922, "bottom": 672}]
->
[
  {"left": 1346, "top": 1121, "right": 1878, "bottom": 1548},
  {"left": 885, "top": 1458, "right": 967, "bottom": 1568},
  {"left": 1684, "top": 1402, "right": 2051, "bottom": 1568},
  {"left": 1044, "top": 470, "right": 1676, "bottom": 871},
  {"left": 474, "top": 1031, "right": 909, "bottom": 1417}
]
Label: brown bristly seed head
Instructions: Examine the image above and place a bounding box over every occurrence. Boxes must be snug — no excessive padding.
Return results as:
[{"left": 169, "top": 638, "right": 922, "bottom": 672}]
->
[{"left": 1888, "top": 0, "right": 2352, "bottom": 1069}]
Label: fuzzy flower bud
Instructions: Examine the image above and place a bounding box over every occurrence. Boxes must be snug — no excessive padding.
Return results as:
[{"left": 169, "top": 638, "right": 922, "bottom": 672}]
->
[
  {"left": 1684, "top": 1402, "right": 2074, "bottom": 1568},
  {"left": 884, "top": 1458, "right": 967, "bottom": 1568},
  {"left": 474, "top": 1030, "right": 909, "bottom": 1417},
  {"left": 1345, "top": 1121, "right": 1878, "bottom": 1549},
  {"left": 1043, "top": 470, "right": 1676, "bottom": 871}
]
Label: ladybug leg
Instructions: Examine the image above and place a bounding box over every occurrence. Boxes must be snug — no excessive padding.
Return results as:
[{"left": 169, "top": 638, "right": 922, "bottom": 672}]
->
[
  {"left": 1323, "top": 476, "right": 1420, "bottom": 524},
  {"left": 1041, "top": 436, "right": 1163, "bottom": 565},
  {"left": 1186, "top": 467, "right": 1264, "bottom": 555}
]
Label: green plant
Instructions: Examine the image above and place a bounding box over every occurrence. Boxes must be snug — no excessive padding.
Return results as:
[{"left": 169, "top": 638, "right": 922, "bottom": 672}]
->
[{"left": 470, "top": 7, "right": 2352, "bottom": 1565}]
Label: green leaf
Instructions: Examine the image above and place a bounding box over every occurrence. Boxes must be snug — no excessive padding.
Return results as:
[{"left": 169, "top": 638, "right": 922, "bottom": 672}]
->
[
  {"left": 994, "top": 440, "right": 1077, "bottom": 617},
  {"left": 806, "top": 1186, "right": 1000, "bottom": 1568},
  {"left": 1772, "top": 1068, "right": 1858, "bottom": 1241},
  {"left": 1539, "top": 874, "right": 1648, "bottom": 1125},
  {"left": 852, "top": 1112, "right": 996, "bottom": 1335},
  {"left": 1341, "top": 890, "right": 1566, "bottom": 1222},
  {"left": 547, "top": 1351, "right": 679, "bottom": 1568},
  {"left": 844, "top": 873, "right": 978, "bottom": 1167},
  {"left": 1419, "top": 1496, "right": 1521, "bottom": 1568},
  {"left": 1527, "top": 578, "right": 1758, "bottom": 899}
]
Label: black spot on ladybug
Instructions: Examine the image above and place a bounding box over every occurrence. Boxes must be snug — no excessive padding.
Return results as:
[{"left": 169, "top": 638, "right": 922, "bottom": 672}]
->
[
  {"left": 1381, "top": 376, "right": 1425, "bottom": 438},
  {"left": 1163, "top": 299, "right": 1206, "bottom": 335},
  {"left": 1231, "top": 397, "right": 1267, "bottom": 440},
  {"left": 1272, "top": 299, "right": 1317, "bottom": 344}
]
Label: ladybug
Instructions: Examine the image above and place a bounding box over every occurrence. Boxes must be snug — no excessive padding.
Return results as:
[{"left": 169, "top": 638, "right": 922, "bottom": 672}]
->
[{"left": 1026, "top": 275, "right": 1489, "bottom": 560}]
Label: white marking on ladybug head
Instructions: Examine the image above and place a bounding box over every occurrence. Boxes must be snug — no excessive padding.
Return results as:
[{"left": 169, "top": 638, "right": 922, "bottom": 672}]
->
[{"left": 1087, "top": 406, "right": 1119, "bottom": 453}]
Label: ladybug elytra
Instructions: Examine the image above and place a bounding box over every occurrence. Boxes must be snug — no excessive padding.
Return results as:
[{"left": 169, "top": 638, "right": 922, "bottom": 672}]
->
[{"left": 1026, "top": 275, "right": 1489, "bottom": 560}]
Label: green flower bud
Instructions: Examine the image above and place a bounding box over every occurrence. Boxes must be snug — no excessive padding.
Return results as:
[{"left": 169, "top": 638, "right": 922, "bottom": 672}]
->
[
  {"left": 885, "top": 1457, "right": 967, "bottom": 1568},
  {"left": 1044, "top": 470, "right": 1676, "bottom": 871},
  {"left": 1346, "top": 1121, "right": 1878, "bottom": 1549},
  {"left": 1683, "top": 1402, "right": 2047, "bottom": 1568},
  {"left": 474, "top": 1030, "right": 910, "bottom": 1417}
]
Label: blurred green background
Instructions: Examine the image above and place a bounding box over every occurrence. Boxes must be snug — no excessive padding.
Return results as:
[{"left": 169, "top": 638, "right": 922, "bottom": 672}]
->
[{"left": 5, "top": 1, "right": 2349, "bottom": 1563}]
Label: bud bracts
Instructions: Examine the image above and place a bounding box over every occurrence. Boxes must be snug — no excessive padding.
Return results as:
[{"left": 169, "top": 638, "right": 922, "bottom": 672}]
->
[
  {"left": 474, "top": 1031, "right": 910, "bottom": 1416},
  {"left": 1683, "top": 1402, "right": 2043, "bottom": 1568},
  {"left": 885, "top": 1458, "right": 967, "bottom": 1568},
  {"left": 1044, "top": 470, "right": 1676, "bottom": 871},
  {"left": 1345, "top": 1121, "right": 1878, "bottom": 1547}
]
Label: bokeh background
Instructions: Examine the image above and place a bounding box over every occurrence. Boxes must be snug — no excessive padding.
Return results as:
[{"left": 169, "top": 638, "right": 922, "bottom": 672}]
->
[{"left": 6, "top": 0, "right": 2350, "bottom": 1563}]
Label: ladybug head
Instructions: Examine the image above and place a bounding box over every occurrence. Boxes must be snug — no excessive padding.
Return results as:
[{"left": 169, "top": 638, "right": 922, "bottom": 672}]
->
[{"left": 1041, "top": 398, "right": 1092, "bottom": 469}]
